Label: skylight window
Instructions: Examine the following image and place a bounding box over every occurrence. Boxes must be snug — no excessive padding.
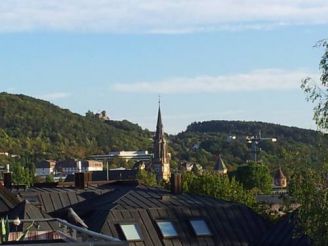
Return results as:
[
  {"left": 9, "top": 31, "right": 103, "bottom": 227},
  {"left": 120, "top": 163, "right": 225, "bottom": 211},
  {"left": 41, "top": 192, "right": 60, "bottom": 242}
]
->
[
  {"left": 120, "top": 224, "right": 142, "bottom": 241},
  {"left": 189, "top": 219, "right": 211, "bottom": 236},
  {"left": 156, "top": 221, "right": 178, "bottom": 238}
]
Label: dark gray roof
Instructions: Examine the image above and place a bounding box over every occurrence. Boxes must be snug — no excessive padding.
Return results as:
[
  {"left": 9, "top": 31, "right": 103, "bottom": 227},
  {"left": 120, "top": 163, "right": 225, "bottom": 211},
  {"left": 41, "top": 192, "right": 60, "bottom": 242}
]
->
[
  {"left": 35, "top": 160, "right": 54, "bottom": 169},
  {"left": 6, "top": 181, "right": 310, "bottom": 246},
  {"left": 7, "top": 201, "right": 59, "bottom": 231},
  {"left": 65, "top": 170, "right": 137, "bottom": 183},
  {"left": 17, "top": 186, "right": 112, "bottom": 214},
  {"left": 214, "top": 155, "right": 227, "bottom": 172},
  {"left": 0, "top": 186, "right": 20, "bottom": 215},
  {"left": 257, "top": 213, "right": 311, "bottom": 245},
  {"left": 80, "top": 186, "right": 269, "bottom": 245}
]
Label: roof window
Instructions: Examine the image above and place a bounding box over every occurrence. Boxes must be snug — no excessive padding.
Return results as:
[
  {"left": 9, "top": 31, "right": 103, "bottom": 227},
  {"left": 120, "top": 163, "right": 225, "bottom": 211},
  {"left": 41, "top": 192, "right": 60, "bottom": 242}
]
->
[
  {"left": 156, "top": 221, "right": 178, "bottom": 238},
  {"left": 189, "top": 219, "right": 211, "bottom": 236},
  {"left": 120, "top": 224, "right": 142, "bottom": 241}
]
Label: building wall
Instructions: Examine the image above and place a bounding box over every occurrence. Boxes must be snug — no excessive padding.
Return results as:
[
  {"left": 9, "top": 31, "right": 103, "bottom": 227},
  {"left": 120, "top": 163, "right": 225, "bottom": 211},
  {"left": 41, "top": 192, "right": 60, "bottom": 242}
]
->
[{"left": 35, "top": 167, "right": 54, "bottom": 176}]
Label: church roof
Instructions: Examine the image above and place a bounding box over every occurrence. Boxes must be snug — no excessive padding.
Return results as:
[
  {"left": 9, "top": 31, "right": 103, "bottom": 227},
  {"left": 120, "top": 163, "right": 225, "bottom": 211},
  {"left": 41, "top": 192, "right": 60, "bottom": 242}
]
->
[
  {"left": 274, "top": 167, "right": 286, "bottom": 179},
  {"left": 214, "top": 154, "right": 228, "bottom": 172},
  {"left": 154, "top": 106, "right": 163, "bottom": 139}
]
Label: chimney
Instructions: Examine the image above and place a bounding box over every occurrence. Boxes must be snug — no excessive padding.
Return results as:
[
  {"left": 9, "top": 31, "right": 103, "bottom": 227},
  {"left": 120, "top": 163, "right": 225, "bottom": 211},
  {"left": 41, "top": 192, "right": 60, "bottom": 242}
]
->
[
  {"left": 74, "top": 161, "right": 86, "bottom": 189},
  {"left": 170, "top": 173, "right": 182, "bottom": 194},
  {"left": 3, "top": 164, "right": 12, "bottom": 189}
]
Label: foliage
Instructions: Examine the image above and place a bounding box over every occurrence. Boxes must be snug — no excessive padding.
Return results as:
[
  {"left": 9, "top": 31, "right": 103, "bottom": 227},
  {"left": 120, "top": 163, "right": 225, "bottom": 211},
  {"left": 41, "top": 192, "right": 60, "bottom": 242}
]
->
[
  {"left": 136, "top": 170, "right": 157, "bottom": 187},
  {"left": 0, "top": 93, "right": 152, "bottom": 161},
  {"left": 182, "top": 171, "right": 256, "bottom": 208},
  {"left": 301, "top": 40, "right": 328, "bottom": 130},
  {"left": 0, "top": 217, "right": 9, "bottom": 244},
  {"left": 1, "top": 92, "right": 328, "bottom": 189},
  {"left": 233, "top": 162, "right": 272, "bottom": 194},
  {"left": 11, "top": 164, "right": 34, "bottom": 187},
  {"left": 288, "top": 167, "right": 328, "bottom": 245},
  {"left": 171, "top": 120, "right": 327, "bottom": 172},
  {"left": 45, "top": 174, "right": 54, "bottom": 183},
  {"left": 298, "top": 40, "right": 328, "bottom": 245}
]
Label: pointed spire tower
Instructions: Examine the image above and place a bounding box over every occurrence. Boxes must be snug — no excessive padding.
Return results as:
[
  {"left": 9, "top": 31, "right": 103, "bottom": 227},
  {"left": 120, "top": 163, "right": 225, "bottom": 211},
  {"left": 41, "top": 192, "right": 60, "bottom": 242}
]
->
[
  {"left": 214, "top": 154, "right": 228, "bottom": 174},
  {"left": 152, "top": 99, "right": 171, "bottom": 182}
]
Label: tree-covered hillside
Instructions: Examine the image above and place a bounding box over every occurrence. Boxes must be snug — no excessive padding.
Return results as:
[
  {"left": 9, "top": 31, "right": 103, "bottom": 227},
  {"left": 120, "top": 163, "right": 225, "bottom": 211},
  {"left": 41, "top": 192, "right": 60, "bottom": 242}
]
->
[
  {"left": 0, "top": 93, "right": 152, "bottom": 161},
  {"left": 170, "top": 120, "right": 328, "bottom": 175},
  {"left": 1, "top": 93, "right": 327, "bottom": 178}
]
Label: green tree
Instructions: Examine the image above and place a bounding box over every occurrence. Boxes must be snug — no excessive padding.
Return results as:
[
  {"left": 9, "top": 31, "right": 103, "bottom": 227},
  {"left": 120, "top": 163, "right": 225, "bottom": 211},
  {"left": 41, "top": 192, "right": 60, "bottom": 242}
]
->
[
  {"left": 45, "top": 174, "right": 54, "bottom": 183},
  {"left": 288, "top": 167, "right": 328, "bottom": 245},
  {"left": 299, "top": 39, "right": 328, "bottom": 245},
  {"left": 182, "top": 171, "right": 256, "bottom": 208},
  {"left": 136, "top": 170, "right": 157, "bottom": 187},
  {"left": 12, "top": 164, "right": 33, "bottom": 187},
  {"left": 234, "top": 162, "right": 272, "bottom": 194},
  {"left": 301, "top": 40, "right": 328, "bottom": 130}
]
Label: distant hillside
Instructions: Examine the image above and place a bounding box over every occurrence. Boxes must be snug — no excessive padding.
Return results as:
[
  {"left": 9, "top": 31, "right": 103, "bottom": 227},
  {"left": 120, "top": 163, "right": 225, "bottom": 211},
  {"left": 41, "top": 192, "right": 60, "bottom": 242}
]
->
[
  {"left": 1, "top": 93, "right": 326, "bottom": 175},
  {"left": 0, "top": 93, "right": 152, "bottom": 160},
  {"left": 170, "top": 120, "right": 328, "bottom": 173}
]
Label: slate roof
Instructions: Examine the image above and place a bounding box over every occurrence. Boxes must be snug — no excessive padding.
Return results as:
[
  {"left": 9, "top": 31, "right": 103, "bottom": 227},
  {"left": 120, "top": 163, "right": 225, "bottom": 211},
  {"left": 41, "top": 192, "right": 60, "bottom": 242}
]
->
[
  {"left": 214, "top": 154, "right": 228, "bottom": 173},
  {"left": 65, "top": 170, "right": 138, "bottom": 183},
  {"left": 16, "top": 186, "right": 113, "bottom": 214},
  {"left": 7, "top": 200, "right": 59, "bottom": 231},
  {"left": 1, "top": 180, "right": 311, "bottom": 246},
  {"left": 76, "top": 185, "right": 269, "bottom": 246},
  {"left": 257, "top": 213, "right": 311, "bottom": 245},
  {"left": 35, "top": 160, "right": 56, "bottom": 169},
  {"left": 274, "top": 167, "right": 286, "bottom": 179},
  {"left": 0, "top": 186, "right": 20, "bottom": 215}
]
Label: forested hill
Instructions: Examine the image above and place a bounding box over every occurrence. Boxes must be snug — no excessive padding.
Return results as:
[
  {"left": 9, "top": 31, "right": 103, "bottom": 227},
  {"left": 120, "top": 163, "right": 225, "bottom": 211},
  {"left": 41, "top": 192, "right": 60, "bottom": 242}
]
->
[
  {"left": 170, "top": 120, "right": 328, "bottom": 172},
  {"left": 186, "top": 120, "right": 318, "bottom": 144},
  {"left": 0, "top": 93, "right": 152, "bottom": 160},
  {"left": 1, "top": 93, "right": 326, "bottom": 173}
]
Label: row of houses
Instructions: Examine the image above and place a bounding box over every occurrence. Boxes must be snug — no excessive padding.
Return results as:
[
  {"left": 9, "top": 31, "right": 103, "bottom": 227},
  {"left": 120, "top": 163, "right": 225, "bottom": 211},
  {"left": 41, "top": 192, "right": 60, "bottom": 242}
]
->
[{"left": 35, "top": 159, "right": 103, "bottom": 176}]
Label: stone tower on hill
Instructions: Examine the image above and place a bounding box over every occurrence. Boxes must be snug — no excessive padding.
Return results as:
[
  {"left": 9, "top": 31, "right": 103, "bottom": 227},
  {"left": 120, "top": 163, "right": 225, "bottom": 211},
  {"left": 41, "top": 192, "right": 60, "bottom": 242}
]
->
[{"left": 152, "top": 103, "right": 171, "bottom": 182}]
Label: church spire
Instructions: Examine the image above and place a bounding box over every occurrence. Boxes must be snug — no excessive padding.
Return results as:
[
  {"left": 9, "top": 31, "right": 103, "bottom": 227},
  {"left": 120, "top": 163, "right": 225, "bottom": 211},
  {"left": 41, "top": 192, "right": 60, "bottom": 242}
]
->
[
  {"left": 155, "top": 95, "right": 164, "bottom": 139},
  {"left": 152, "top": 98, "right": 171, "bottom": 182},
  {"left": 156, "top": 104, "right": 163, "bottom": 138}
]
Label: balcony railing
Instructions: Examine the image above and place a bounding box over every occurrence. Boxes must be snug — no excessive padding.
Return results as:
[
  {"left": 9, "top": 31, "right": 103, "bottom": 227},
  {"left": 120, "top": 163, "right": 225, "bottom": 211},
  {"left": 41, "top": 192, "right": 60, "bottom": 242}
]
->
[{"left": 4, "top": 218, "right": 126, "bottom": 245}]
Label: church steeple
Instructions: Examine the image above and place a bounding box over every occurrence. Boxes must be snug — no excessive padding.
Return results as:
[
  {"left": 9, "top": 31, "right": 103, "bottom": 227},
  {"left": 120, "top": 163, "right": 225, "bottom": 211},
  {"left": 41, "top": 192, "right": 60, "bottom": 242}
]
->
[
  {"left": 152, "top": 99, "right": 171, "bottom": 182},
  {"left": 155, "top": 105, "right": 163, "bottom": 139}
]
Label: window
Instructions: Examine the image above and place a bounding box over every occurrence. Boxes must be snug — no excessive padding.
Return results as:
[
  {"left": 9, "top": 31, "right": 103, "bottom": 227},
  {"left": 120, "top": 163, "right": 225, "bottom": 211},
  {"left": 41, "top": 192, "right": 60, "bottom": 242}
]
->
[
  {"left": 189, "top": 219, "right": 211, "bottom": 236},
  {"left": 156, "top": 221, "right": 178, "bottom": 238},
  {"left": 120, "top": 224, "right": 142, "bottom": 241}
]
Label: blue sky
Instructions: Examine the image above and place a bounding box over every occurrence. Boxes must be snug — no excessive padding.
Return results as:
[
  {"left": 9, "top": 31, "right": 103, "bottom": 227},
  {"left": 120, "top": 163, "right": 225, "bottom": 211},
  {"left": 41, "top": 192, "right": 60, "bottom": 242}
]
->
[{"left": 0, "top": 1, "right": 327, "bottom": 133}]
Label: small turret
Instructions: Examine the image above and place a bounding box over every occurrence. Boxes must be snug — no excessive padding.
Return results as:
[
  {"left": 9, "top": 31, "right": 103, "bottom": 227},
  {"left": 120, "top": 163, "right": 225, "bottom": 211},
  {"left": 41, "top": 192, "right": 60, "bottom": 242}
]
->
[
  {"left": 274, "top": 167, "right": 287, "bottom": 188},
  {"left": 213, "top": 154, "right": 228, "bottom": 174}
]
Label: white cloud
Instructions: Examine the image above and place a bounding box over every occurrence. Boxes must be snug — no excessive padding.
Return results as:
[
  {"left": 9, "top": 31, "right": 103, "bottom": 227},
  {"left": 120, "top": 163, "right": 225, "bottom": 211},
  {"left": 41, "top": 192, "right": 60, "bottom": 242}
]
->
[
  {"left": 39, "top": 92, "right": 71, "bottom": 100},
  {"left": 0, "top": 0, "right": 328, "bottom": 33},
  {"left": 112, "top": 69, "right": 318, "bottom": 94}
]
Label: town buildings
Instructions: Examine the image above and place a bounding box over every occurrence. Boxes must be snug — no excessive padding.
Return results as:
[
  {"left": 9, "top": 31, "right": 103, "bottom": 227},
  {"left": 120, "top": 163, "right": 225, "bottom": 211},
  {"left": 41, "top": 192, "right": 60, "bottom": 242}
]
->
[{"left": 35, "top": 159, "right": 103, "bottom": 176}]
